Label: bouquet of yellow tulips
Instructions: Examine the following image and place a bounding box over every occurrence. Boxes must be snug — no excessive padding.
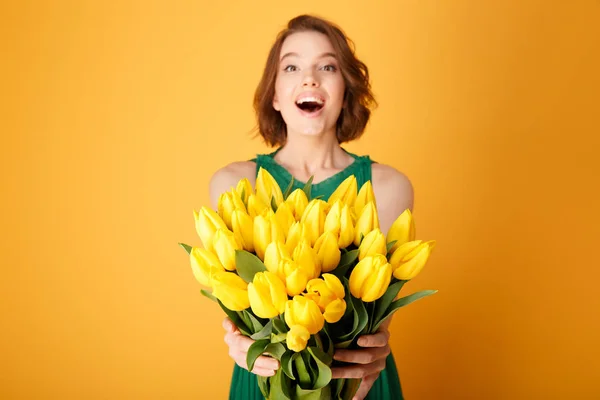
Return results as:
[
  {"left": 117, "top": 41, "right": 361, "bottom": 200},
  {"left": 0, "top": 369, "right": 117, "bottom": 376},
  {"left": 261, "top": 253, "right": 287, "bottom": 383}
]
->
[{"left": 179, "top": 168, "right": 437, "bottom": 400}]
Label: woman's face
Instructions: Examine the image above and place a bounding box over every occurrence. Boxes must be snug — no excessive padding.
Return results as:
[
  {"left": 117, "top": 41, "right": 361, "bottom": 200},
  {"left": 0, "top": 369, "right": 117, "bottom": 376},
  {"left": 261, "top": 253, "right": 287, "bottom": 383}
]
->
[{"left": 273, "top": 31, "right": 345, "bottom": 140}]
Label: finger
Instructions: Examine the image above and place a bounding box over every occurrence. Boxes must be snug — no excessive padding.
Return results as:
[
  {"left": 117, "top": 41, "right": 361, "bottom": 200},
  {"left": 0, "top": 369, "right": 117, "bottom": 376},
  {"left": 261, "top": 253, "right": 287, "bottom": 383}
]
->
[
  {"left": 357, "top": 330, "right": 390, "bottom": 348},
  {"left": 330, "top": 358, "right": 386, "bottom": 379},
  {"left": 249, "top": 366, "right": 277, "bottom": 377},
  {"left": 226, "top": 332, "right": 255, "bottom": 352},
  {"left": 252, "top": 355, "right": 280, "bottom": 371},
  {"left": 352, "top": 372, "right": 380, "bottom": 400},
  {"left": 333, "top": 345, "right": 390, "bottom": 364},
  {"left": 222, "top": 317, "right": 239, "bottom": 333}
]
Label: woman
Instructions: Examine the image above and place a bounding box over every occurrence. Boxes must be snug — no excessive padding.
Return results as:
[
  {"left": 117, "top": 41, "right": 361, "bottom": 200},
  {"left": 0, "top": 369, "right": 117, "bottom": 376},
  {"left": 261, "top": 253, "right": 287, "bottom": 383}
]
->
[{"left": 209, "top": 15, "right": 413, "bottom": 400}]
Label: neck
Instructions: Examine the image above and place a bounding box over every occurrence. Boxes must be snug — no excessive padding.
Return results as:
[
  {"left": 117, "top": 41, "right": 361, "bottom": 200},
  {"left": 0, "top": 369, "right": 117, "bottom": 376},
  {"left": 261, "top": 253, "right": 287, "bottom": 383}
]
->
[{"left": 274, "top": 131, "right": 352, "bottom": 179}]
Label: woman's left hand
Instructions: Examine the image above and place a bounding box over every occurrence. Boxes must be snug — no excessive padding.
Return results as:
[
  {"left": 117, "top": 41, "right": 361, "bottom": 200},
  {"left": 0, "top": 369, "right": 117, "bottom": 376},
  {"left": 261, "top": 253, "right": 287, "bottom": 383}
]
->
[{"left": 330, "top": 326, "right": 391, "bottom": 400}]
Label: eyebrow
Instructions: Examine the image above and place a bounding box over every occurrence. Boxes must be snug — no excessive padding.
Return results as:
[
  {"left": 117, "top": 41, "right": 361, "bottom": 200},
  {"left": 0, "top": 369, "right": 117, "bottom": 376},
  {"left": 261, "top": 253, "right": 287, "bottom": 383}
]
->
[{"left": 279, "top": 52, "right": 338, "bottom": 62}]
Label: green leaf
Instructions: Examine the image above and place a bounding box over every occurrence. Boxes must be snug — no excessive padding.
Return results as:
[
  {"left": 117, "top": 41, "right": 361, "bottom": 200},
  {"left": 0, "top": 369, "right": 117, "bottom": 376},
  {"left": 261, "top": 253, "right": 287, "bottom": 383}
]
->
[
  {"left": 235, "top": 250, "right": 267, "bottom": 283},
  {"left": 269, "top": 368, "right": 292, "bottom": 400},
  {"left": 294, "top": 352, "right": 312, "bottom": 389},
  {"left": 273, "top": 317, "right": 289, "bottom": 334},
  {"left": 246, "top": 338, "right": 270, "bottom": 372},
  {"left": 271, "top": 195, "right": 279, "bottom": 212},
  {"left": 307, "top": 347, "right": 332, "bottom": 389},
  {"left": 332, "top": 249, "right": 359, "bottom": 279},
  {"left": 264, "top": 342, "right": 286, "bottom": 360},
  {"left": 295, "top": 386, "right": 331, "bottom": 400},
  {"left": 372, "top": 280, "right": 405, "bottom": 332},
  {"left": 242, "top": 310, "right": 265, "bottom": 333},
  {"left": 216, "top": 299, "right": 251, "bottom": 336},
  {"left": 200, "top": 289, "right": 217, "bottom": 303},
  {"left": 256, "top": 376, "right": 269, "bottom": 398},
  {"left": 372, "top": 289, "right": 438, "bottom": 332},
  {"left": 283, "top": 177, "right": 295, "bottom": 200},
  {"left": 302, "top": 176, "right": 314, "bottom": 200},
  {"left": 179, "top": 242, "right": 193, "bottom": 255},
  {"left": 337, "top": 295, "right": 368, "bottom": 344},
  {"left": 386, "top": 240, "right": 397, "bottom": 253},
  {"left": 281, "top": 350, "right": 296, "bottom": 380},
  {"left": 250, "top": 319, "right": 273, "bottom": 340}
]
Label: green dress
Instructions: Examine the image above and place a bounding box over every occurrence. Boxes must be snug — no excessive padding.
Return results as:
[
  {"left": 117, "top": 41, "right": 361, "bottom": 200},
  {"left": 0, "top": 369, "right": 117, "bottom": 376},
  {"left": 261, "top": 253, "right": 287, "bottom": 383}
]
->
[{"left": 229, "top": 149, "right": 404, "bottom": 400}]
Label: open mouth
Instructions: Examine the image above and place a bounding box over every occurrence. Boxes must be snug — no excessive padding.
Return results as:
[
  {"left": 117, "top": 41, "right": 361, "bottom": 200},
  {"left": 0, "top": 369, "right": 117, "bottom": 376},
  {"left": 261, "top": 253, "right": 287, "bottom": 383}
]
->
[{"left": 295, "top": 97, "right": 325, "bottom": 113}]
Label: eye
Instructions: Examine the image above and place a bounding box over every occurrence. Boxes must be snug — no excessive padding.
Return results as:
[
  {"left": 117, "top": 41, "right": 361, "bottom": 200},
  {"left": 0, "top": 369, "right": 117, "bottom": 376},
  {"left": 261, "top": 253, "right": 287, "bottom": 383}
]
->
[
  {"left": 283, "top": 65, "right": 298, "bottom": 72},
  {"left": 321, "top": 65, "right": 337, "bottom": 72}
]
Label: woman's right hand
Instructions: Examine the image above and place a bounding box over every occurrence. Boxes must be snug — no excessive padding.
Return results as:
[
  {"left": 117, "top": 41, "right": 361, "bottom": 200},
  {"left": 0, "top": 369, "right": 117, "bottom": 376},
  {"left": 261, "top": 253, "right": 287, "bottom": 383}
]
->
[{"left": 223, "top": 318, "right": 279, "bottom": 377}]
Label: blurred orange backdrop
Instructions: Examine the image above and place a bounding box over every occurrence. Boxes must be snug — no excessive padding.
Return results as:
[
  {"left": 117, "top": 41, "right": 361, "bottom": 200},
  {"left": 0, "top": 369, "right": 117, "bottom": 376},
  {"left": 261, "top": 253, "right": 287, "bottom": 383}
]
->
[{"left": 2, "top": 1, "right": 599, "bottom": 399}]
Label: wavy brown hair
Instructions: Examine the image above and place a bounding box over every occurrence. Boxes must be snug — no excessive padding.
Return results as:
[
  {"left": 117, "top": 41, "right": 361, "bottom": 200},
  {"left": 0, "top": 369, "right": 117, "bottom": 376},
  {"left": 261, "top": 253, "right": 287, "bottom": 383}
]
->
[{"left": 253, "top": 15, "right": 377, "bottom": 147}]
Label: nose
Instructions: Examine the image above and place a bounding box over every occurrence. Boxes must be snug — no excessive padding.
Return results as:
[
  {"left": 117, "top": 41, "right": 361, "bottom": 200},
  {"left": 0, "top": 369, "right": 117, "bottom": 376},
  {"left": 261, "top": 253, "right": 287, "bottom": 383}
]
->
[{"left": 302, "top": 71, "right": 319, "bottom": 87}]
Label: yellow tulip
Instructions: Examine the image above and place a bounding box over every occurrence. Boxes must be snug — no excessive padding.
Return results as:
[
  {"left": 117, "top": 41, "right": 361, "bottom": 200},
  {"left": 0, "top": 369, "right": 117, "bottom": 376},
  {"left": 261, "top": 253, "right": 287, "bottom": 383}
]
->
[
  {"left": 305, "top": 274, "right": 346, "bottom": 323},
  {"left": 285, "top": 189, "right": 309, "bottom": 221},
  {"left": 314, "top": 231, "right": 341, "bottom": 273},
  {"left": 280, "top": 259, "right": 310, "bottom": 297},
  {"left": 256, "top": 167, "right": 284, "bottom": 208},
  {"left": 218, "top": 190, "right": 247, "bottom": 230},
  {"left": 387, "top": 208, "right": 416, "bottom": 253},
  {"left": 292, "top": 238, "right": 320, "bottom": 280},
  {"left": 354, "top": 201, "right": 380, "bottom": 246},
  {"left": 285, "top": 221, "right": 311, "bottom": 254},
  {"left": 231, "top": 210, "right": 254, "bottom": 252},
  {"left": 263, "top": 241, "right": 291, "bottom": 275},
  {"left": 327, "top": 175, "right": 357, "bottom": 207},
  {"left": 285, "top": 295, "right": 324, "bottom": 335},
  {"left": 390, "top": 240, "right": 436, "bottom": 280},
  {"left": 248, "top": 271, "right": 287, "bottom": 318},
  {"left": 189, "top": 247, "right": 225, "bottom": 287},
  {"left": 349, "top": 254, "right": 392, "bottom": 302},
  {"left": 287, "top": 325, "right": 310, "bottom": 352},
  {"left": 253, "top": 213, "right": 285, "bottom": 260},
  {"left": 358, "top": 228, "right": 387, "bottom": 260},
  {"left": 236, "top": 178, "right": 253, "bottom": 204},
  {"left": 301, "top": 199, "right": 327, "bottom": 246},
  {"left": 355, "top": 181, "right": 376, "bottom": 217},
  {"left": 194, "top": 207, "right": 227, "bottom": 251},
  {"left": 211, "top": 271, "right": 250, "bottom": 311},
  {"left": 247, "top": 194, "right": 270, "bottom": 218},
  {"left": 212, "top": 228, "right": 241, "bottom": 271},
  {"left": 324, "top": 200, "right": 355, "bottom": 248},
  {"left": 275, "top": 201, "right": 295, "bottom": 239}
]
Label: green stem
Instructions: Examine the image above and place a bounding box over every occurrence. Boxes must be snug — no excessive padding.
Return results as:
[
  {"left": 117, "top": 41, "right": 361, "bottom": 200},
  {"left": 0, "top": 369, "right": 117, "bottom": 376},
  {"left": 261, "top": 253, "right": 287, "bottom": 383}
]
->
[{"left": 340, "top": 378, "right": 361, "bottom": 400}]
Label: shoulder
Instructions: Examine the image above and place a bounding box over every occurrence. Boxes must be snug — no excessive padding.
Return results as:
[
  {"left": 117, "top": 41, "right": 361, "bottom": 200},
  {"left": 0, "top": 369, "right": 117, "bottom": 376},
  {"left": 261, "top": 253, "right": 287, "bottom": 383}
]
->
[
  {"left": 370, "top": 163, "right": 414, "bottom": 233},
  {"left": 208, "top": 161, "right": 256, "bottom": 209}
]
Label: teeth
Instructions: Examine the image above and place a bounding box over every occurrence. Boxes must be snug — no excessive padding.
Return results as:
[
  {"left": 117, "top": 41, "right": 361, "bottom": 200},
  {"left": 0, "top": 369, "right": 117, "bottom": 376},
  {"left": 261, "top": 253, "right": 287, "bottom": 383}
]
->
[{"left": 296, "top": 97, "right": 324, "bottom": 105}]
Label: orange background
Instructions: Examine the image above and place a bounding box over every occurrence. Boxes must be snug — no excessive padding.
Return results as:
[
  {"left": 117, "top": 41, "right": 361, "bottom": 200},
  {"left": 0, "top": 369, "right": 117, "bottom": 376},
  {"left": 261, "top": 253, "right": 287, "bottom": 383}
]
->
[{"left": 2, "top": 1, "right": 599, "bottom": 399}]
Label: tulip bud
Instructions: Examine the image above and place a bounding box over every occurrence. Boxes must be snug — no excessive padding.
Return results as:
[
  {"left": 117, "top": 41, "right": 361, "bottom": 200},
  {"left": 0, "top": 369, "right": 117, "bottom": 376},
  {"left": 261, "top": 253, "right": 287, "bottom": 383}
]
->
[
  {"left": 212, "top": 228, "right": 241, "bottom": 271},
  {"left": 286, "top": 325, "right": 310, "bottom": 352},
  {"left": 256, "top": 167, "right": 284, "bottom": 208},
  {"left": 301, "top": 199, "right": 327, "bottom": 246},
  {"left": 292, "top": 239, "right": 320, "bottom": 280},
  {"left": 358, "top": 228, "right": 387, "bottom": 261},
  {"left": 263, "top": 241, "right": 291, "bottom": 275},
  {"left": 354, "top": 201, "right": 380, "bottom": 246},
  {"left": 275, "top": 201, "right": 295, "bottom": 239},
  {"left": 324, "top": 200, "right": 355, "bottom": 248},
  {"left": 286, "top": 221, "right": 311, "bottom": 254},
  {"left": 235, "top": 178, "right": 253, "bottom": 205},
  {"left": 253, "top": 213, "right": 285, "bottom": 260},
  {"left": 231, "top": 210, "right": 254, "bottom": 252},
  {"left": 387, "top": 209, "right": 416, "bottom": 253},
  {"left": 305, "top": 274, "right": 346, "bottom": 323},
  {"left": 281, "top": 259, "right": 310, "bottom": 297},
  {"left": 248, "top": 271, "right": 287, "bottom": 318},
  {"left": 285, "top": 295, "right": 324, "bottom": 335},
  {"left": 390, "top": 240, "right": 436, "bottom": 280},
  {"left": 211, "top": 271, "right": 250, "bottom": 311},
  {"left": 327, "top": 175, "right": 358, "bottom": 207},
  {"left": 247, "top": 194, "right": 270, "bottom": 218},
  {"left": 194, "top": 207, "right": 227, "bottom": 251},
  {"left": 314, "top": 231, "right": 341, "bottom": 273},
  {"left": 355, "top": 181, "right": 376, "bottom": 217},
  {"left": 218, "top": 190, "right": 247, "bottom": 230},
  {"left": 189, "top": 247, "right": 225, "bottom": 287},
  {"left": 285, "top": 189, "right": 309, "bottom": 221},
  {"left": 349, "top": 254, "right": 392, "bottom": 302}
]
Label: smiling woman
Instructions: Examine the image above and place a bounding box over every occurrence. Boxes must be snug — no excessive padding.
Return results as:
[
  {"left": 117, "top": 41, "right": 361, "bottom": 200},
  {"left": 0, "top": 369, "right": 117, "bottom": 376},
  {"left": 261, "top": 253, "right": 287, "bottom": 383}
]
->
[{"left": 209, "top": 14, "right": 411, "bottom": 400}]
